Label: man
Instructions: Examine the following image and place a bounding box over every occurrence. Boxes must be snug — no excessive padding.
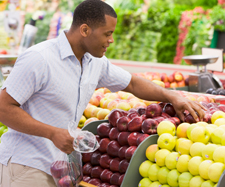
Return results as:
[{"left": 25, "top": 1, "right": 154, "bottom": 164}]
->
[{"left": 0, "top": 0, "right": 205, "bottom": 186}]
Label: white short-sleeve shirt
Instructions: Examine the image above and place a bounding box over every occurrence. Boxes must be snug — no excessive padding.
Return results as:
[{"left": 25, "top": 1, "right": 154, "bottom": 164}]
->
[{"left": 0, "top": 31, "right": 131, "bottom": 175}]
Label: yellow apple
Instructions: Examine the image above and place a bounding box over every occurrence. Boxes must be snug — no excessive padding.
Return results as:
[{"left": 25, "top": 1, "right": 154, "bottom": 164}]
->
[
  {"left": 155, "top": 149, "right": 171, "bottom": 167},
  {"left": 214, "top": 118, "right": 225, "bottom": 127},
  {"left": 175, "top": 138, "right": 187, "bottom": 152},
  {"left": 177, "top": 139, "right": 193, "bottom": 155},
  {"left": 190, "top": 142, "right": 206, "bottom": 157},
  {"left": 90, "top": 107, "right": 102, "bottom": 118},
  {"left": 189, "top": 176, "right": 205, "bottom": 187},
  {"left": 139, "top": 160, "right": 153, "bottom": 178},
  {"left": 146, "top": 144, "right": 159, "bottom": 162},
  {"left": 199, "top": 160, "right": 214, "bottom": 179},
  {"left": 208, "top": 162, "right": 224, "bottom": 183},
  {"left": 214, "top": 183, "right": 218, "bottom": 187},
  {"left": 102, "top": 98, "right": 113, "bottom": 109},
  {"left": 157, "top": 166, "right": 170, "bottom": 184},
  {"left": 176, "top": 154, "right": 191, "bottom": 173},
  {"left": 196, "top": 121, "right": 209, "bottom": 127},
  {"left": 165, "top": 152, "right": 180, "bottom": 170},
  {"left": 107, "top": 100, "right": 119, "bottom": 111},
  {"left": 133, "top": 102, "right": 147, "bottom": 109},
  {"left": 211, "top": 127, "right": 225, "bottom": 144},
  {"left": 152, "top": 80, "right": 165, "bottom": 87},
  {"left": 188, "top": 156, "right": 203, "bottom": 175},
  {"left": 167, "top": 169, "right": 180, "bottom": 187},
  {"left": 178, "top": 172, "right": 193, "bottom": 187},
  {"left": 84, "top": 117, "right": 99, "bottom": 126},
  {"left": 157, "top": 121, "right": 176, "bottom": 136},
  {"left": 220, "top": 132, "right": 225, "bottom": 145},
  {"left": 116, "top": 101, "right": 131, "bottom": 111},
  {"left": 78, "top": 115, "right": 86, "bottom": 128},
  {"left": 83, "top": 104, "right": 97, "bottom": 118},
  {"left": 190, "top": 126, "right": 210, "bottom": 144},
  {"left": 138, "top": 178, "right": 152, "bottom": 187},
  {"left": 201, "top": 180, "right": 215, "bottom": 187},
  {"left": 96, "top": 108, "right": 110, "bottom": 120},
  {"left": 176, "top": 122, "right": 191, "bottom": 138},
  {"left": 157, "top": 133, "right": 176, "bottom": 151},
  {"left": 211, "top": 111, "right": 225, "bottom": 124},
  {"left": 149, "top": 181, "right": 161, "bottom": 187},
  {"left": 104, "top": 92, "right": 119, "bottom": 100},
  {"left": 218, "top": 124, "right": 225, "bottom": 131},
  {"left": 99, "top": 97, "right": 108, "bottom": 108},
  {"left": 202, "top": 143, "right": 219, "bottom": 160},
  {"left": 148, "top": 163, "right": 160, "bottom": 181},
  {"left": 187, "top": 124, "right": 198, "bottom": 140},
  {"left": 213, "top": 146, "right": 225, "bottom": 162}
]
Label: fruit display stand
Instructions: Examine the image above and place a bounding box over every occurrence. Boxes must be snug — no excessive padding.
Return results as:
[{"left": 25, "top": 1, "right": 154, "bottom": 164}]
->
[{"left": 81, "top": 120, "right": 225, "bottom": 187}]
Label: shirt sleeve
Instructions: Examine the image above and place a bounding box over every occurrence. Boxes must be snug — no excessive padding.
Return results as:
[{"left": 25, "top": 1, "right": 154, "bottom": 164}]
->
[
  {"left": 1, "top": 50, "right": 47, "bottom": 105},
  {"left": 97, "top": 56, "right": 132, "bottom": 92}
]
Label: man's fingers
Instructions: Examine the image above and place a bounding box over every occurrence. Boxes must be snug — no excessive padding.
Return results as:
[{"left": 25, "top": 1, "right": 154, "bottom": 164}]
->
[{"left": 176, "top": 111, "right": 185, "bottom": 122}]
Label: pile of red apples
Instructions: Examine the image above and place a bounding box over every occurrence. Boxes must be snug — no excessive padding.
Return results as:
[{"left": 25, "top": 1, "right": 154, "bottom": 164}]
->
[{"left": 82, "top": 102, "right": 185, "bottom": 187}]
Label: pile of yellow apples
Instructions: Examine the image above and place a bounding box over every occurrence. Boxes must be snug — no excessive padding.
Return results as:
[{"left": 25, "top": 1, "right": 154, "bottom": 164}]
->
[{"left": 138, "top": 110, "right": 225, "bottom": 187}]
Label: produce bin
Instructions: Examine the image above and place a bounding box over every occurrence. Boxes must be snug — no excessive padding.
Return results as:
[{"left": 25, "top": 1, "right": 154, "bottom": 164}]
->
[{"left": 81, "top": 120, "right": 225, "bottom": 187}]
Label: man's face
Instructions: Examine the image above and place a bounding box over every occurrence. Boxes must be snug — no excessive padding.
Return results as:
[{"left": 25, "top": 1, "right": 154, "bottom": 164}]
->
[{"left": 85, "top": 15, "right": 117, "bottom": 58}]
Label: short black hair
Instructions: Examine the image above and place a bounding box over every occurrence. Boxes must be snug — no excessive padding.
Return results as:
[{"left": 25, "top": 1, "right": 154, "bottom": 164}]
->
[{"left": 72, "top": 0, "right": 117, "bottom": 28}]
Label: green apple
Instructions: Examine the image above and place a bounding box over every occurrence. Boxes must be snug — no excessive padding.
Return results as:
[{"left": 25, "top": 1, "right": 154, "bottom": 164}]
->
[
  {"left": 176, "top": 122, "right": 190, "bottom": 138},
  {"left": 187, "top": 124, "right": 198, "bottom": 139},
  {"left": 208, "top": 162, "right": 225, "bottom": 183},
  {"left": 199, "top": 160, "right": 214, "bottom": 180},
  {"left": 149, "top": 181, "right": 161, "bottom": 187},
  {"left": 167, "top": 169, "right": 180, "bottom": 187},
  {"left": 201, "top": 180, "right": 215, "bottom": 187},
  {"left": 146, "top": 144, "right": 159, "bottom": 162},
  {"left": 175, "top": 138, "right": 187, "bottom": 152},
  {"left": 211, "top": 127, "right": 225, "bottom": 144},
  {"left": 190, "top": 142, "right": 206, "bottom": 157},
  {"left": 157, "top": 166, "right": 170, "bottom": 184},
  {"left": 138, "top": 177, "right": 152, "bottom": 187},
  {"left": 178, "top": 172, "right": 193, "bottom": 187},
  {"left": 176, "top": 154, "right": 191, "bottom": 173},
  {"left": 157, "top": 121, "right": 176, "bottom": 136},
  {"left": 165, "top": 152, "right": 180, "bottom": 170},
  {"left": 202, "top": 143, "right": 219, "bottom": 160},
  {"left": 188, "top": 156, "right": 203, "bottom": 176},
  {"left": 190, "top": 126, "right": 210, "bottom": 144},
  {"left": 155, "top": 149, "right": 171, "bottom": 167},
  {"left": 177, "top": 139, "right": 193, "bottom": 155},
  {"left": 213, "top": 146, "right": 225, "bottom": 163},
  {"left": 157, "top": 133, "right": 176, "bottom": 151},
  {"left": 0, "top": 126, "right": 7, "bottom": 137},
  {"left": 148, "top": 163, "right": 160, "bottom": 181},
  {"left": 139, "top": 160, "right": 153, "bottom": 178},
  {"left": 189, "top": 175, "right": 205, "bottom": 187}
]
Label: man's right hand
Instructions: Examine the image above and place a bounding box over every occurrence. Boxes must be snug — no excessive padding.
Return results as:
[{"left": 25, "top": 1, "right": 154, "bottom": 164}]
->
[{"left": 50, "top": 128, "right": 75, "bottom": 154}]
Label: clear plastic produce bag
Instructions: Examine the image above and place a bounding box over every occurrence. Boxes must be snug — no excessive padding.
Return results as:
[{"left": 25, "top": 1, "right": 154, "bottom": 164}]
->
[
  {"left": 50, "top": 151, "right": 83, "bottom": 187},
  {"left": 50, "top": 121, "right": 99, "bottom": 186}
]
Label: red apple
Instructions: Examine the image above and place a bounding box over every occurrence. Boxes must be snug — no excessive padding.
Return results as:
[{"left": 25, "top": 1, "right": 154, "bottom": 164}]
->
[
  {"left": 90, "top": 151, "right": 102, "bottom": 166},
  {"left": 125, "top": 146, "right": 137, "bottom": 161},
  {"left": 97, "top": 122, "right": 112, "bottom": 138},
  {"left": 141, "top": 114, "right": 147, "bottom": 121},
  {"left": 50, "top": 160, "right": 68, "bottom": 179},
  {"left": 137, "top": 107, "right": 146, "bottom": 115},
  {"left": 109, "top": 127, "right": 119, "bottom": 140},
  {"left": 118, "top": 159, "right": 129, "bottom": 174},
  {"left": 127, "top": 112, "right": 140, "bottom": 120},
  {"left": 218, "top": 104, "right": 225, "bottom": 112},
  {"left": 109, "top": 157, "right": 120, "bottom": 172},
  {"left": 152, "top": 116, "right": 165, "bottom": 123},
  {"left": 127, "top": 116, "right": 142, "bottom": 132},
  {"left": 207, "top": 102, "right": 218, "bottom": 108},
  {"left": 116, "top": 116, "right": 130, "bottom": 132},
  {"left": 107, "top": 140, "right": 121, "bottom": 157},
  {"left": 128, "top": 108, "right": 138, "bottom": 113},
  {"left": 163, "top": 118, "right": 177, "bottom": 126},
  {"left": 119, "top": 174, "right": 125, "bottom": 185},
  {"left": 136, "top": 134, "right": 149, "bottom": 145},
  {"left": 108, "top": 109, "right": 124, "bottom": 127},
  {"left": 164, "top": 82, "right": 170, "bottom": 88},
  {"left": 170, "top": 117, "right": 181, "bottom": 127},
  {"left": 161, "top": 112, "right": 171, "bottom": 118},
  {"left": 91, "top": 166, "right": 104, "bottom": 178},
  {"left": 99, "top": 138, "right": 111, "bottom": 153},
  {"left": 127, "top": 132, "right": 141, "bottom": 146},
  {"left": 83, "top": 175, "right": 91, "bottom": 183},
  {"left": 99, "top": 183, "right": 111, "bottom": 187},
  {"left": 141, "top": 118, "right": 158, "bottom": 134},
  {"left": 100, "top": 169, "right": 113, "bottom": 183},
  {"left": 184, "top": 113, "right": 196, "bottom": 123},
  {"left": 163, "top": 103, "right": 176, "bottom": 117},
  {"left": 110, "top": 172, "right": 121, "bottom": 186},
  {"left": 83, "top": 162, "right": 92, "bottom": 175},
  {"left": 88, "top": 178, "right": 102, "bottom": 186},
  {"left": 159, "top": 102, "right": 166, "bottom": 109},
  {"left": 160, "top": 73, "right": 169, "bottom": 82},
  {"left": 118, "top": 146, "right": 129, "bottom": 159},
  {"left": 117, "top": 132, "right": 130, "bottom": 146},
  {"left": 58, "top": 175, "right": 75, "bottom": 187},
  {"left": 82, "top": 152, "right": 93, "bottom": 163},
  {"left": 204, "top": 112, "right": 212, "bottom": 123},
  {"left": 146, "top": 103, "right": 162, "bottom": 118},
  {"left": 95, "top": 135, "right": 101, "bottom": 143},
  {"left": 99, "top": 154, "right": 113, "bottom": 169}
]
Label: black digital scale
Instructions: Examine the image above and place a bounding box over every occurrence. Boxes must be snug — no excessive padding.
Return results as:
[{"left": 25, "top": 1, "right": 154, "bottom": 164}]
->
[{"left": 183, "top": 55, "right": 223, "bottom": 93}]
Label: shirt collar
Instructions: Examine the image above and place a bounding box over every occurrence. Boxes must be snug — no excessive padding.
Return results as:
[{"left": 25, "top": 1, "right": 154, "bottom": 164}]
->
[{"left": 58, "top": 30, "right": 92, "bottom": 63}]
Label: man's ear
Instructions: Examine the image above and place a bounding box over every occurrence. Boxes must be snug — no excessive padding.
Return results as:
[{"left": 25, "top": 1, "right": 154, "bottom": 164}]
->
[{"left": 80, "top": 24, "right": 90, "bottom": 37}]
